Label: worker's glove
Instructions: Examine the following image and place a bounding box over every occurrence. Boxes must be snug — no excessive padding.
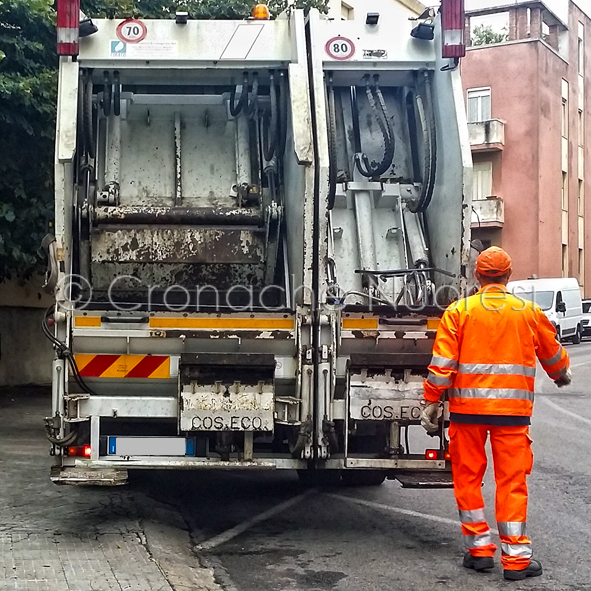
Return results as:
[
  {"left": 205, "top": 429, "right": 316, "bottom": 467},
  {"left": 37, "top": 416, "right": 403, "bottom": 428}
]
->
[
  {"left": 554, "top": 368, "right": 572, "bottom": 388},
  {"left": 420, "top": 401, "right": 441, "bottom": 434}
]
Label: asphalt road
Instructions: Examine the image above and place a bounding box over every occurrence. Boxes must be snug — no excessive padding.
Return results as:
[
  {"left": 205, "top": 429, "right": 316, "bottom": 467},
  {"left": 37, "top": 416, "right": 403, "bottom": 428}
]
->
[{"left": 2, "top": 340, "right": 591, "bottom": 590}]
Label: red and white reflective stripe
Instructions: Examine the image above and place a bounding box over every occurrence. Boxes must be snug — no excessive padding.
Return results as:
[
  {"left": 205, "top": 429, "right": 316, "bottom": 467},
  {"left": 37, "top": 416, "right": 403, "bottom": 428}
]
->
[
  {"left": 443, "top": 30, "right": 463, "bottom": 46},
  {"left": 57, "top": 0, "right": 80, "bottom": 56},
  {"left": 57, "top": 27, "right": 78, "bottom": 44},
  {"left": 441, "top": 0, "right": 465, "bottom": 59}
]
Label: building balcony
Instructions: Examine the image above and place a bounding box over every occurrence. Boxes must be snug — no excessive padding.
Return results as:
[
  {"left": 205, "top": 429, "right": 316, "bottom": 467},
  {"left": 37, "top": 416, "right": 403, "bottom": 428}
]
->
[
  {"left": 471, "top": 196, "right": 504, "bottom": 228},
  {"left": 468, "top": 119, "right": 505, "bottom": 152}
]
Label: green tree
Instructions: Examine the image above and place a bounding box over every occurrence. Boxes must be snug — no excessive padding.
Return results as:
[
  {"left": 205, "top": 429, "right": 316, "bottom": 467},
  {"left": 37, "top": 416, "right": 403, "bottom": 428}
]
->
[
  {"left": 0, "top": 0, "right": 56, "bottom": 279},
  {"left": 471, "top": 24, "right": 508, "bottom": 47},
  {"left": 81, "top": 0, "right": 327, "bottom": 19}
]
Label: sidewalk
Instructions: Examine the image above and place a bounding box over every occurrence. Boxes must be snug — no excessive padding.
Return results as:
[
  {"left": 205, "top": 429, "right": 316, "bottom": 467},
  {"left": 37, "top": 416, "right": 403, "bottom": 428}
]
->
[{"left": 0, "top": 388, "right": 221, "bottom": 591}]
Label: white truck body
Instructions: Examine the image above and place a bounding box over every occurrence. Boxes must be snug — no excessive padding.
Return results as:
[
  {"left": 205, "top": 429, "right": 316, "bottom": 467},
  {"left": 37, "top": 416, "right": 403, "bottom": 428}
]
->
[{"left": 47, "top": 2, "right": 472, "bottom": 486}]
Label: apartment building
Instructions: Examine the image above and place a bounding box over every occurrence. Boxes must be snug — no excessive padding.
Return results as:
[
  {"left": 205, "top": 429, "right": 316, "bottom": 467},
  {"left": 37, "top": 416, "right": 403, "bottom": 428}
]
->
[{"left": 462, "top": 0, "right": 591, "bottom": 294}]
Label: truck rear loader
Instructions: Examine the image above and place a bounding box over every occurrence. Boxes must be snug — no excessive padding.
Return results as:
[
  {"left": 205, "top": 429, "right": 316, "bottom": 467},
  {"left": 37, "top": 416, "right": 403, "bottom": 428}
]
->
[{"left": 44, "top": 0, "right": 472, "bottom": 487}]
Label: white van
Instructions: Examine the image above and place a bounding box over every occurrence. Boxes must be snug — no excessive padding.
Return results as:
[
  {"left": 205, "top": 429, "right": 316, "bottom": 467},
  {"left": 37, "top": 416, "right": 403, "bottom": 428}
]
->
[{"left": 508, "top": 278, "right": 583, "bottom": 344}]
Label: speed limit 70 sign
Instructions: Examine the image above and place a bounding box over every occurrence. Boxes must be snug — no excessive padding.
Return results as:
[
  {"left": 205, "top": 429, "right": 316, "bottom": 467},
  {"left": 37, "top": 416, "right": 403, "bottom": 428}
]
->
[
  {"left": 325, "top": 37, "right": 356, "bottom": 60},
  {"left": 117, "top": 19, "right": 147, "bottom": 44}
]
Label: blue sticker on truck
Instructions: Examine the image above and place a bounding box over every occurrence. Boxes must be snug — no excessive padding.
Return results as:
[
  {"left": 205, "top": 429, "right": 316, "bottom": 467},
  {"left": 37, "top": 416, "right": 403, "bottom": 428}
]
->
[{"left": 111, "top": 40, "right": 126, "bottom": 57}]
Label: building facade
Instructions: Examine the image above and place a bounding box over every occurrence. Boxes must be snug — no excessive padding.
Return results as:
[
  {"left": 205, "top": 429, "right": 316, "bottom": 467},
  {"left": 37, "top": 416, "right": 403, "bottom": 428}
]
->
[
  {"left": 462, "top": 0, "right": 591, "bottom": 294},
  {"left": 327, "top": 0, "right": 425, "bottom": 21}
]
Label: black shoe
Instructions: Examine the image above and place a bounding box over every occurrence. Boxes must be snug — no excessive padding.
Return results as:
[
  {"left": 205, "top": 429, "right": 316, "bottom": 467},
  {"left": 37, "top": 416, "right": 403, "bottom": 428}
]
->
[
  {"left": 463, "top": 552, "right": 495, "bottom": 572},
  {"left": 503, "top": 559, "right": 543, "bottom": 581}
]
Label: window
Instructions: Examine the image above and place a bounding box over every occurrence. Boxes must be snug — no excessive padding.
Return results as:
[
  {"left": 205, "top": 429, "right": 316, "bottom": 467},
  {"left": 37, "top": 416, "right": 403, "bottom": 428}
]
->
[
  {"left": 526, "top": 8, "right": 531, "bottom": 35},
  {"left": 578, "top": 22, "right": 584, "bottom": 75},
  {"left": 562, "top": 172, "right": 568, "bottom": 210},
  {"left": 579, "top": 249, "right": 584, "bottom": 281},
  {"left": 579, "top": 180, "right": 584, "bottom": 216},
  {"left": 562, "top": 245, "right": 568, "bottom": 277},
  {"left": 472, "top": 161, "right": 493, "bottom": 201},
  {"left": 579, "top": 110, "right": 584, "bottom": 147},
  {"left": 517, "top": 290, "right": 554, "bottom": 311},
  {"left": 341, "top": 2, "right": 354, "bottom": 20},
  {"left": 467, "top": 88, "right": 491, "bottom": 123},
  {"left": 562, "top": 79, "right": 569, "bottom": 138}
]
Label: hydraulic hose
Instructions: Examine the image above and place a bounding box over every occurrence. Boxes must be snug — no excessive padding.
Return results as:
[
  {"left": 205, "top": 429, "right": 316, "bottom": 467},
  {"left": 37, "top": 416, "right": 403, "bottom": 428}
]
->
[
  {"left": 245, "top": 71, "right": 259, "bottom": 117},
  {"left": 45, "top": 426, "right": 77, "bottom": 447},
  {"left": 354, "top": 75, "right": 395, "bottom": 179},
  {"left": 83, "top": 74, "right": 95, "bottom": 159},
  {"left": 327, "top": 74, "right": 338, "bottom": 210},
  {"left": 102, "top": 71, "right": 111, "bottom": 117},
  {"left": 408, "top": 71, "right": 437, "bottom": 213},
  {"left": 42, "top": 307, "right": 99, "bottom": 398},
  {"left": 263, "top": 70, "right": 278, "bottom": 162},
  {"left": 113, "top": 70, "right": 121, "bottom": 117},
  {"left": 230, "top": 71, "right": 249, "bottom": 117},
  {"left": 373, "top": 75, "right": 396, "bottom": 171},
  {"left": 277, "top": 70, "right": 288, "bottom": 159}
]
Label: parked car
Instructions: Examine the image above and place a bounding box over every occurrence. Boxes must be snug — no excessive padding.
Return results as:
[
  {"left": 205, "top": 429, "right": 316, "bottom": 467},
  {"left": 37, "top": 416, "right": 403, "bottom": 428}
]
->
[
  {"left": 582, "top": 299, "right": 591, "bottom": 337},
  {"left": 508, "top": 278, "right": 583, "bottom": 344}
]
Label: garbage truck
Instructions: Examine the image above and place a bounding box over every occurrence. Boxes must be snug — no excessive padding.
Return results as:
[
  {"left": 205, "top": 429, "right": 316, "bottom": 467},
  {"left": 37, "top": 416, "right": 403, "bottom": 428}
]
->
[{"left": 44, "top": 0, "right": 472, "bottom": 486}]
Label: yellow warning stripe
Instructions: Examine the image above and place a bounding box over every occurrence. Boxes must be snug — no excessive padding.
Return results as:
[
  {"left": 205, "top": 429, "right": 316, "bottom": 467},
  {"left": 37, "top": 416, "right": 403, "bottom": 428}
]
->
[
  {"left": 149, "top": 318, "right": 294, "bottom": 330},
  {"left": 342, "top": 318, "right": 379, "bottom": 330},
  {"left": 74, "top": 317, "right": 102, "bottom": 327}
]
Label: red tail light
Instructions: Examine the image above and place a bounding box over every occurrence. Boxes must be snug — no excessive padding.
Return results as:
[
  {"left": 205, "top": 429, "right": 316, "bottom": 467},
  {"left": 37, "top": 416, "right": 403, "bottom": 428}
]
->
[
  {"left": 425, "top": 449, "right": 452, "bottom": 461},
  {"left": 57, "top": 0, "right": 80, "bottom": 56},
  {"left": 441, "top": 0, "right": 466, "bottom": 59},
  {"left": 67, "top": 445, "right": 91, "bottom": 457}
]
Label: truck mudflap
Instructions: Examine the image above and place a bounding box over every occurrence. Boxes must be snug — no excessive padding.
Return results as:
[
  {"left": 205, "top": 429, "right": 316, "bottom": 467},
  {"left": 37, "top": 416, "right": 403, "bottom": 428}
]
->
[
  {"left": 50, "top": 466, "right": 128, "bottom": 486},
  {"left": 393, "top": 471, "right": 454, "bottom": 489}
]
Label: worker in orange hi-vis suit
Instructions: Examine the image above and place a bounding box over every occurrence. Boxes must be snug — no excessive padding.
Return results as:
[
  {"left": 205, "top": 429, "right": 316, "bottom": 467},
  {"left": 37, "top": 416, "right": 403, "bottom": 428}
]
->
[{"left": 420, "top": 247, "right": 571, "bottom": 581}]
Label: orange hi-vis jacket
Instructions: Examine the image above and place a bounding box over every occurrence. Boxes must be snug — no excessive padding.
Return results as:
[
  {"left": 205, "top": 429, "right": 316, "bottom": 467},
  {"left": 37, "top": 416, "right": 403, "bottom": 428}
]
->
[{"left": 423, "top": 284, "right": 570, "bottom": 416}]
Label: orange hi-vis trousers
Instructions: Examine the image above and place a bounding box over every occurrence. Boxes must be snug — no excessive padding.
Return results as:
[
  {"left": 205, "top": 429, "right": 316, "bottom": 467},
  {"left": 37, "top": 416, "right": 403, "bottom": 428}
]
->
[{"left": 449, "top": 422, "right": 534, "bottom": 571}]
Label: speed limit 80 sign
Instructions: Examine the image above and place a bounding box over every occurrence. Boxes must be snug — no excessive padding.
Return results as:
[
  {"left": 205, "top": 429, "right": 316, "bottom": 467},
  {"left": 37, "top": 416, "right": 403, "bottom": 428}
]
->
[
  {"left": 117, "top": 19, "right": 147, "bottom": 44},
  {"left": 325, "top": 36, "right": 356, "bottom": 60}
]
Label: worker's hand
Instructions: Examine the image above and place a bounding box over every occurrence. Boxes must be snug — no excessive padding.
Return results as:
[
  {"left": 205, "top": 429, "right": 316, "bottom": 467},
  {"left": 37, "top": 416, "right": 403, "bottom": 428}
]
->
[
  {"left": 554, "top": 368, "right": 572, "bottom": 388},
  {"left": 420, "top": 400, "right": 441, "bottom": 434}
]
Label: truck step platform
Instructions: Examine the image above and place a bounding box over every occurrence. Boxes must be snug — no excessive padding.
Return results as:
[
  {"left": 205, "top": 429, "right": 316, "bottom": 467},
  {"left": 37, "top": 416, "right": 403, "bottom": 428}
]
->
[
  {"left": 394, "top": 471, "right": 454, "bottom": 489},
  {"left": 51, "top": 466, "right": 128, "bottom": 486}
]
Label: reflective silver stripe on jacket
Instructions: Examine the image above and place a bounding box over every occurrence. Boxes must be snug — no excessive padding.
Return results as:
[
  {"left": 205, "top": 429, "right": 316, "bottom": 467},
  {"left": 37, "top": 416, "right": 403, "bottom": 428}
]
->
[
  {"left": 427, "top": 372, "right": 452, "bottom": 387},
  {"left": 464, "top": 532, "right": 494, "bottom": 549},
  {"left": 498, "top": 522, "right": 527, "bottom": 537},
  {"left": 459, "top": 363, "right": 536, "bottom": 378},
  {"left": 540, "top": 347, "right": 564, "bottom": 366},
  {"left": 450, "top": 388, "right": 534, "bottom": 402},
  {"left": 501, "top": 543, "right": 532, "bottom": 558},
  {"left": 459, "top": 508, "right": 486, "bottom": 523},
  {"left": 430, "top": 355, "right": 458, "bottom": 370}
]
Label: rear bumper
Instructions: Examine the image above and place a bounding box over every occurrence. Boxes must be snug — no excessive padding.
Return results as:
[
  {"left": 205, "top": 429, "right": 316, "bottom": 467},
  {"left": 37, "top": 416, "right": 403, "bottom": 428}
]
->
[{"left": 62, "top": 457, "right": 307, "bottom": 470}]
